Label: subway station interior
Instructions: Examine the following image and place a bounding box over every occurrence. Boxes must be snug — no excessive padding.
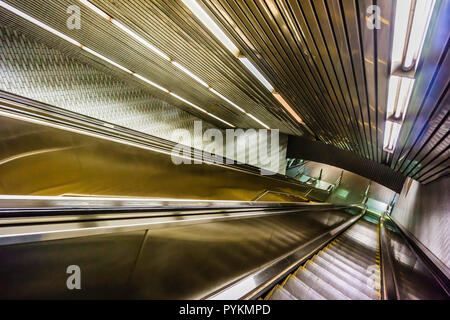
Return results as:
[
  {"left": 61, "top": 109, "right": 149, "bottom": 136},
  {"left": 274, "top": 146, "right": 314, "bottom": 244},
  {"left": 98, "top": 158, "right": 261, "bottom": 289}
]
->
[{"left": 0, "top": 0, "right": 448, "bottom": 301}]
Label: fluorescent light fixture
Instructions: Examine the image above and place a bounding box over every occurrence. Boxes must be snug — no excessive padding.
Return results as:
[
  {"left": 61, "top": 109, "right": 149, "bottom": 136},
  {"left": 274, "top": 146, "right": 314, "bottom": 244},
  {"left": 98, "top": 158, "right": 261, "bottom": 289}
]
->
[
  {"left": 133, "top": 73, "right": 169, "bottom": 93},
  {"left": 0, "top": 1, "right": 237, "bottom": 129},
  {"left": 273, "top": 92, "right": 304, "bottom": 124},
  {"left": 110, "top": 19, "right": 170, "bottom": 61},
  {"left": 181, "top": 0, "right": 308, "bottom": 131},
  {"left": 383, "top": 121, "right": 402, "bottom": 153},
  {"left": 79, "top": 0, "right": 171, "bottom": 61},
  {"left": 0, "top": 1, "right": 81, "bottom": 47},
  {"left": 239, "top": 57, "right": 274, "bottom": 91},
  {"left": 386, "top": 76, "right": 415, "bottom": 120},
  {"left": 209, "top": 88, "right": 245, "bottom": 113},
  {"left": 169, "top": 93, "right": 234, "bottom": 127},
  {"left": 81, "top": 46, "right": 132, "bottom": 74},
  {"left": 246, "top": 113, "right": 270, "bottom": 129},
  {"left": 391, "top": 0, "right": 412, "bottom": 71},
  {"left": 395, "top": 78, "right": 415, "bottom": 118},
  {"left": 391, "top": 0, "right": 436, "bottom": 72},
  {"left": 403, "top": 0, "right": 435, "bottom": 70},
  {"left": 172, "top": 61, "right": 208, "bottom": 87},
  {"left": 181, "top": 0, "right": 240, "bottom": 56},
  {"left": 206, "top": 113, "right": 235, "bottom": 127},
  {"left": 80, "top": 0, "right": 250, "bottom": 122},
  {"left": 78, "top": 0, "right": 110, "bottom": 20},
  {"left": 169, "top": 92, "right": 207, "bottom": 113}
]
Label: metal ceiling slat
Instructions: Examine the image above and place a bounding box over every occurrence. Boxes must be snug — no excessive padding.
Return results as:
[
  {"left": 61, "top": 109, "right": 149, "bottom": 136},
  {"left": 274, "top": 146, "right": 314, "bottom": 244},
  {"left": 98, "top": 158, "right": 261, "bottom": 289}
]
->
[
  {"left": 329, "top": 0, "right": 372, "bottom": 159},
  {"left": 245, "top": 0, "right": 332, "bottom": 137},
  {"left": 417, "top": 157, "right": 450, "bottom": 183},
  {"left": 204, "top": 0, "right": 309, "bottom": 134},
  {"left": 274, "top": 0, "right": 354, "bottom": 147},
  {"left": 207, "top": 0, "right": 337, "bottom": 141},
  {"left": 236, "top": 0, "right": 340, "bottom": 138},
  {"left": 391, "top": 0, "right": 450, "bottom": 170},
  {"left": 394, "top": 47, "right": 450, "bottom": 175},
  {"left": 266, "top": 0, "right": 342, "bottom": 139},
  {"left": 91, "top": 0, "right": 270, "bottom": 125},
  {"left": 287, "top": 0, "right": 354, "bottom": 149},
  {"left": 339, "top": 0, "right": 373, "bottom": 160},
  {"left": 375, "top": 0, "right": 393, "bottom": 165},
  {"left": 256, "top": 0, "right": 351, "bottom": 147},
  {"left": 411, "top": 135, "right": 450, "bottom": 178},
  {"left": 358, "top": 0, "right": 379, "bottom": 162},
  {"left": 402, "top": 89, "right": 449, "bottom": 176},
  {"left": 326, "top": 0, "right": 370, "bottom": 157},
  {"left": 301, "top": 0, "right": 356, "bottom": 151},
  {"left": 3, "top": 0, "right": 449, "bottom": 185},
  {"left": 308, "top": 0, "right": 366, "bottom": 156}
]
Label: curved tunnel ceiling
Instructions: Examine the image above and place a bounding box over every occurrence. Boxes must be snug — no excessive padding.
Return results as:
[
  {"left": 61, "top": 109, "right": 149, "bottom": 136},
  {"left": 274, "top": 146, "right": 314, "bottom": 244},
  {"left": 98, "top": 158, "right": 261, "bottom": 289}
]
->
[{"left": 0, "top": 0, "right": 448, "bottom": 186}]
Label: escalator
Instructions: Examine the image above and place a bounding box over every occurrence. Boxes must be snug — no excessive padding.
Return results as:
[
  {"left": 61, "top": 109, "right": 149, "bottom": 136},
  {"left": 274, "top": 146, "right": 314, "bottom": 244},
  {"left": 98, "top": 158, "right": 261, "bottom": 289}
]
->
[
  {"left": 266, "top": 217, "right": 380, "bottom": 300},
  {"left": 0, "top": 93, "right": 448, "bottom": 300}
]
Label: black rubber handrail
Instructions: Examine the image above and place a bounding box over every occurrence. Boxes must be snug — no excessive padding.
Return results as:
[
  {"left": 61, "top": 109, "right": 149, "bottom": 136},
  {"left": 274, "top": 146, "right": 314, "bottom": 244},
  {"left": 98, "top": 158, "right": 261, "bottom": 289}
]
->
[
  {"left": 379, "top": 215, "right": 400, "bottom": 300},
  {"left": 387, "top": 215, "right": 450, "bottom": 296}
]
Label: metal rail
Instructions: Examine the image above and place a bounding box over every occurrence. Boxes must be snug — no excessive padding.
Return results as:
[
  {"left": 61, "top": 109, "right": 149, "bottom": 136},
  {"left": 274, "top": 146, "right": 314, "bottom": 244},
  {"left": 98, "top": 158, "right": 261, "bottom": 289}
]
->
[
  {"left": 205, "top": 209, "right": 365, "bottom": 300},
  {"left": 379, "top": 215, "right": 400, "bottom": 300},
  {"left": 0, "top": 197, "right": 356, "bottom": 246},
  {"left": 387, "top": 215, "right": 450, "bottom": 296}
]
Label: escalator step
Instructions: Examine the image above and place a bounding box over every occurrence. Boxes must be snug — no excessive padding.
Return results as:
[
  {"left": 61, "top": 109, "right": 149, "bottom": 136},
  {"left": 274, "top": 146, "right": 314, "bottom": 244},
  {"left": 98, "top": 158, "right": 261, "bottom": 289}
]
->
[
  {"left": 268, "top": 285, "right": 297, "bottom": 300},
  {"left": 332, "top": 243, "right": 375, "bottom": 265},
  {"left": 338, "top": 239, "right": 378, "bottom": 258},
  {"left": 313, "top": 255, "right": 379, "bottom": 299},
  {"left": 331, "top": 247, "right": 377, "bottom": 272},
  {"left": 304, "top": 261, "right": 372, "bottom": 300},
  {"left": 295, "top": 268, "right": 350, "bottom": 300},
  {"left": 317, "top": 253, "right": 367, "bottom": 283},
  {"left": 283, "top": 276, "right": 325, "bottom": 300},
  {"left": 325, "top": 248, "right": 370, "bottom": 272}
]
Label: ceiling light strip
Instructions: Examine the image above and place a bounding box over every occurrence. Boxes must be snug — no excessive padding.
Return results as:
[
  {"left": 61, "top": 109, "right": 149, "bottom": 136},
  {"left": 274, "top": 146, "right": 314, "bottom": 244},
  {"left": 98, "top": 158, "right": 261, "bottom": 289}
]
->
[
  {"left": 181, "top": 0, "right": 306, "bottom": 128},
  {"left": 169, "top": 92, "right": 207, "bottom": 113},
  {"left": 245, "top": 113, "right": 270, "bottom": 130},
  {"left": 383, "top": 0, "right": 434, "bottom": 154},
  {"left": 110, "top": 18, "right": 170, "bottom": 61},
  {"left": 79, "top": 1, "right": 269, "bottom": 128},
  {"left": 238, "top": 57, "right": 274, "bottom": 91},
  {"left": 206, "top": 113, "right": 235, "bottom": 127},
  {"left": 0, "top": 1, "right": 81, "bottom": 47},
  {"left": 171, "top": 61, "right": 208, "bottom": 87},
  {"left": 208, "top": 88, "right": 245, "bottom": 113},
  {"left": 180, "top": 0, "right": 240, "bottom": 56},
  {"left": 0, "top": 1, "right": 233, "bottom": 127}
]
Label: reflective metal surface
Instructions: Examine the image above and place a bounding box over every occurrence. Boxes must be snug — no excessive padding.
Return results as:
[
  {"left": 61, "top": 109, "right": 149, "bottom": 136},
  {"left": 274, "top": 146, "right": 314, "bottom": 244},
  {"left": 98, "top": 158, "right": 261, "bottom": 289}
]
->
[
  {"left": 207, "top": 208, "right": 363, "bottom": 300},
  {"left": 380, "top": 216, "right": 400, "bottom": 300},
  {"left": 383, "top": 217, "right": 448, "bottom": 300},
  {"left": 0, "top": 96, "right": 309, "bottom": 200},
  {"left": 0, "top": 203, "right": 356, "bottom": 299},
  {"left": 264, "top": 215, "right": 381, "bottom": 300}
]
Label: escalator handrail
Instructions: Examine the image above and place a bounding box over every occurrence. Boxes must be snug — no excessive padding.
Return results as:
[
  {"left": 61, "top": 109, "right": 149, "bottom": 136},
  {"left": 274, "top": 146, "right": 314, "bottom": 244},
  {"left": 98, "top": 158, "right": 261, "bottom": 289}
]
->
[
  {"left": 379, "top": 215, "right": 400, "bottom": 300},
  {"left": 205, "top": 208, "right": 366, "bottom": 300},
  {"left": 387, "top": 215, "right": 450, "bottom": 296}
]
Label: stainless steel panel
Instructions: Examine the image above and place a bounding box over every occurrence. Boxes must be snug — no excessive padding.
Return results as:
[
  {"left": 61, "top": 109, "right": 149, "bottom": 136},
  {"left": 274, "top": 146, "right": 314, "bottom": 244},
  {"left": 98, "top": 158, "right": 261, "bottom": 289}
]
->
[
  {"left": 0, "top": 230, "right": 145, "bottom": 299},
  {"left": 129, "top": 209, "right": 351, "bottom": 299},
  {"left": 0, "top": 203, "right": 355, "bottom": 299},
  {"left": 383, "top": 218, "right": 448, "bottom": 299},
  {"left": 0, "top": 106, "right": 308, "bottom": 200}
]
